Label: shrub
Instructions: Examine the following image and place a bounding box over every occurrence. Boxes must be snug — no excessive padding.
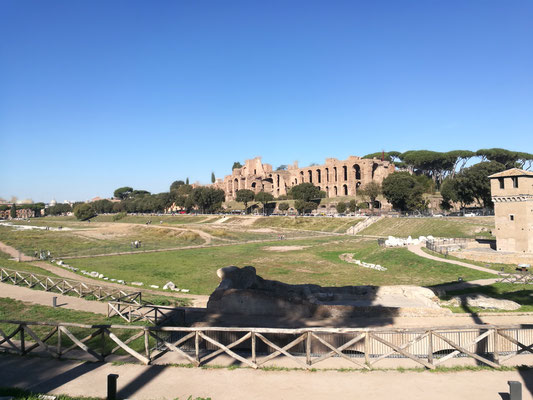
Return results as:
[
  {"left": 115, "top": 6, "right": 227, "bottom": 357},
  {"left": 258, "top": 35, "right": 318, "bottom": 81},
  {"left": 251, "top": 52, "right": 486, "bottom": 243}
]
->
[{"left": 112, "top": 211, "right": 127, "bottom": 221}]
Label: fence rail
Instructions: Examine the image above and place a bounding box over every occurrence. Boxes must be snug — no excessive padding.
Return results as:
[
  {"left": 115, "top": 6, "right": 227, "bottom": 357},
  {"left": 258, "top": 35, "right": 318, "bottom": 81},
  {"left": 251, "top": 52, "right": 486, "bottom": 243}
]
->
[
  {"left": 425, "top": 238, "right": 469, "bottom": 254},
  {"left": 0, "top": 267, "right": 142, "bottom": 304},
  {"left": 107, "top": 301, "right": 184, "bottom": 325},
  {"left": 498, "top": 271, "right": 533, "bottom": 285},
  {"left": 1, "top": 320, "right": 531, "bottom": 369}
]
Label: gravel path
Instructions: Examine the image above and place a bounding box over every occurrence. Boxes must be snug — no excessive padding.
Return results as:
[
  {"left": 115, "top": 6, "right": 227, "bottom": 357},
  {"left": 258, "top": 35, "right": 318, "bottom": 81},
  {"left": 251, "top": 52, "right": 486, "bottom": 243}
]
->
[
  {"left": 408, "top": 244, "right": 500, "bottom": 275},
  {"left": 0, "top": 282, "right": 107, "bottom": 314},
  {"left": 1, "top": 354, "right": 531, "bottom": 400}
]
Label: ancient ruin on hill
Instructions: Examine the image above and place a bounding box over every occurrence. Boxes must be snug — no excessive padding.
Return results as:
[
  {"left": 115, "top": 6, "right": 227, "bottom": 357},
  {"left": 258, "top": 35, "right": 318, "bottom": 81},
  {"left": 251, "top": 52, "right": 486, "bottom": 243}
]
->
[{"left": 216, "top": 156, "right": 394, "bottom": 201}]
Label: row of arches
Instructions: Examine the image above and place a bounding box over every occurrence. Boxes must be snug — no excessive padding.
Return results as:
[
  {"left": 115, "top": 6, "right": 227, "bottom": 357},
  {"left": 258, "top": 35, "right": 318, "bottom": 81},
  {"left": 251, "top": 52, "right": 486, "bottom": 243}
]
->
[
  {"left": 298, "top": 164, "right": 363, "bottom": 185},
  {"left": 323, "top": 182, "right": 362, "bottom": 197}
]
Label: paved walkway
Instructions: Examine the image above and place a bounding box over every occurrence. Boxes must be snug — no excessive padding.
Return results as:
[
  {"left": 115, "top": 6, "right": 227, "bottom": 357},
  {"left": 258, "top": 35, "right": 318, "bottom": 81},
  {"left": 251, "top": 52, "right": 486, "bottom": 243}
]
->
[
  {"left": 0, "top": 282, "right": 107, "bottom": 314},
  {"left": 1, "top": 354, "right": 531, "bottom": 400},
  {"left": 408, "top": 244, "right": 500, "bottom": 275}
]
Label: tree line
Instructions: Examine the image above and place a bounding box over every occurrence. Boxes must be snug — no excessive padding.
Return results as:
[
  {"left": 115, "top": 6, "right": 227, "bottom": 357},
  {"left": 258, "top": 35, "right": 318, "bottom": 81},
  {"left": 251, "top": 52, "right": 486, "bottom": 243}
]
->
[{"left": 363, "top": 148, "right": 532, "bottom": 188}]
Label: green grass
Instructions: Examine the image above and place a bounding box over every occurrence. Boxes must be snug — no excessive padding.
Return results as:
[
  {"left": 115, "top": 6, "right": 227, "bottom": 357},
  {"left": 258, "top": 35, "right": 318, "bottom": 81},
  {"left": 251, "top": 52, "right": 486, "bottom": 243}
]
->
[
  {"left": 66, "top": 238, "right": 494, "bottom": 295},
  {"left": 252, "top": 216, "right": 363, "bottom": 232},
  {"left": 440, "top": 283, "right": 533, "bottom": 313},
  {"left": 360, "top": 216, "right": 494, "bottom": 238}
]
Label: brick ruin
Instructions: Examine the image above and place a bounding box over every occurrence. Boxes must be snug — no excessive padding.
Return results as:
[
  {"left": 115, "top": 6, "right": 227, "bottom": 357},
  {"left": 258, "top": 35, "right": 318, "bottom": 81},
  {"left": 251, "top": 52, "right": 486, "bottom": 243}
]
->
[{"left": 217, "top": 156, "right": 395, "bottom": 201}]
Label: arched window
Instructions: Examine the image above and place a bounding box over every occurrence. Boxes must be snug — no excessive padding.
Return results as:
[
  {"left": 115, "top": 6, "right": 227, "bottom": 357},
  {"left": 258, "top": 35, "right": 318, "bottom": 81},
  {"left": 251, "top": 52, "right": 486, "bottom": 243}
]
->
[
  {"left": 343, "top": 166, "right": 347, "bottom": 181},
  {"left": 343, "top": 184, "right": 348, "bottom": 196},
  {"left": 353, "top": 164, "right": 361, "bottom": 180}
]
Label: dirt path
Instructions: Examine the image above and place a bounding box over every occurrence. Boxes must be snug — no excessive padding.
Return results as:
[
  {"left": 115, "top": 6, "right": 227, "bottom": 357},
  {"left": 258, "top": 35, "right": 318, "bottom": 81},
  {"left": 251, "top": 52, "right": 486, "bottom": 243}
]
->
[
  {"left": 1, "top": 354, "right": 531, "bottom": 400},
  {"left": 0, "top": 282, "right": 108, "bottom": 314},
  {"left": 408, "top": 244, "right": 499, "bottom": 275},
  {"left": 0, "top": 240, "right": 34, "bottom": 261}
]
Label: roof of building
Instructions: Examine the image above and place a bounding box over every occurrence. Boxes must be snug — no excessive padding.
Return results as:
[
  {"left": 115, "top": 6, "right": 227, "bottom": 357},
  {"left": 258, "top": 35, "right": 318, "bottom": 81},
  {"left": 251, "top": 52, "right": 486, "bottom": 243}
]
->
[{"left": 488, "top": 168, "right": 533, "bottom": 179}]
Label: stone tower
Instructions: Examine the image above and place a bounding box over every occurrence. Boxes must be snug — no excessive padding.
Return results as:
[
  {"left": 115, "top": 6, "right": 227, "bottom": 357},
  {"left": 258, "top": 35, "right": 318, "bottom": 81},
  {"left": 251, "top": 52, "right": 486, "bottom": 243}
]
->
[{"left": 489, "top": 168, "right": 533, "bottom": 253}]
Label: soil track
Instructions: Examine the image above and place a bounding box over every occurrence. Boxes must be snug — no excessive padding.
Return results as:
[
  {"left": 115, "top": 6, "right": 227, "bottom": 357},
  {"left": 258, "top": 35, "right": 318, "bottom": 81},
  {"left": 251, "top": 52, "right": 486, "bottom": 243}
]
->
[
  {"left": 407, "top": 243, "right": 499, "bottom": 275},
  {"left": 1, "top": 354, "right": 532, "bottom": 400}
]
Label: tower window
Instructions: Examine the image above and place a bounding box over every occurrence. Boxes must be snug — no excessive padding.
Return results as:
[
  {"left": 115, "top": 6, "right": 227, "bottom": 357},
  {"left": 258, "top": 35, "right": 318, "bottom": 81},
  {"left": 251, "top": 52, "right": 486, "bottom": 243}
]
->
[
  {"left": 498, "top": 178, "right": 504, "bottom": 189},
  {"left": 509, "top": 214, "right": 514, "bottom": 221},
  {"left": 512, "top": 177, "right": 518, "bottom": 188}
]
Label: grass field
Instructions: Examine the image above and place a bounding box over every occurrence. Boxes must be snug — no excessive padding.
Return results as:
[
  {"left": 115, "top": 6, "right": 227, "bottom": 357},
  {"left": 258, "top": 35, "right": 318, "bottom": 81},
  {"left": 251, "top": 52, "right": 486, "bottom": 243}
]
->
[
  {"left": 65, "top": 238, "right": 494, "bottom": 295},
  {"left": 252, "top": 216, "right": 363, "bottom": 233},
  {"left": 0, "top": 224, "right": 205, "bottom": 257},
  {"left": 360, "top": 216, "right": 494, "bottom": 238}
]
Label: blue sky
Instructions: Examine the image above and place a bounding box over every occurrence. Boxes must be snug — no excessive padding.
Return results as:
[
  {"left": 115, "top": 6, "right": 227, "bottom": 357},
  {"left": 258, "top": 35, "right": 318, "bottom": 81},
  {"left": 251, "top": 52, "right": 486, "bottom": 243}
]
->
[{"left": 1, "top": 0, "right": 532, "bottom": 202}]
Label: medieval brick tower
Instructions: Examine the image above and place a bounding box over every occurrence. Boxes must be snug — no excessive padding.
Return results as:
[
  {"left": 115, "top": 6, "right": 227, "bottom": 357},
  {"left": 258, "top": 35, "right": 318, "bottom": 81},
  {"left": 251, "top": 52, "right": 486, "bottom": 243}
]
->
[{"left": 489, "top": 168, "right": 533, "bottom": 253}]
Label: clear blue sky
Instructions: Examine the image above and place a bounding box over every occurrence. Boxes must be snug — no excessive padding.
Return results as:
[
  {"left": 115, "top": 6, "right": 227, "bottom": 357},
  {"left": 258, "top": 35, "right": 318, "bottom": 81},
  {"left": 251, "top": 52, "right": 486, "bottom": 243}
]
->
[{"left": 1, "top": 0, "right": 532, "bottom": 202}]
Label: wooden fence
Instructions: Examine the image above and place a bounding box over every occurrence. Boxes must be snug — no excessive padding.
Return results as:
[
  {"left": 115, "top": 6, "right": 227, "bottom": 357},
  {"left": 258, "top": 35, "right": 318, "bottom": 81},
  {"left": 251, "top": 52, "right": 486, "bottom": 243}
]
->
[
  {"left": 498, "top": 271, "right": 533, "bottom": 285},
  {"left": 0, "top": 267, "right": 142, "bottom": 304},
  {"left": 1, "top": 320, "right": 531, "bottom": 369},
  {"left": 107, "top": 301, "right": 184, "bottom": 325}
]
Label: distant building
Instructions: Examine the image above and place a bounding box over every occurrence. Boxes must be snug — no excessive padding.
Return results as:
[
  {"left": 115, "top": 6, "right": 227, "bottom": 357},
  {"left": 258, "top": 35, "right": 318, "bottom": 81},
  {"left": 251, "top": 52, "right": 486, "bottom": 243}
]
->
[
  {"left": 0, "top": 205, "right": 35, "bottom": 220},
  {"left": 489, "top": 168, "right": 533, "bottom": 253}
]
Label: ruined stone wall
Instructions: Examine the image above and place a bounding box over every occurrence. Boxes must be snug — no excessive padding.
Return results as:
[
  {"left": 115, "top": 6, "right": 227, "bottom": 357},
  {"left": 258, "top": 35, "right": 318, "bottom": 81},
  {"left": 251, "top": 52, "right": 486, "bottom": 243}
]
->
[{"left": 221, "top": 156, "right": 395, "bottom": 201}]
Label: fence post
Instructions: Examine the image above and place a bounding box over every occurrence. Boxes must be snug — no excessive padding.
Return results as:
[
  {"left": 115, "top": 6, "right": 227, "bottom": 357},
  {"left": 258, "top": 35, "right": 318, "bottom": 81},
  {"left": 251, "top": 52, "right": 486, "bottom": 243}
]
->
[
  {"left": 20, "top": 324, "right": 25, "bottom": 354},
  {"left": 306, "top": 331, "right": 312, "bottom": 366},
  {"left": 493, "top": 328, "right": 499, "bottom": 365},
  {"left": 57, "top": 326, "right": 62, "bottom": 357},
  {"left": 508, "top": 381, "right": 522, "bottom": 400},
  {"left": 101, "top": 330, "right": 107, "bottom": 358},
  {"left": 52, "top": 297, "right": 57, "bottom": 308},
  {"left": 251, "top": 332, "right": 256, "bottom": 365},
  {"left": 364, "top": 332, "right": 370, "bottom": 366},
  {"left": 428, "top": 330, "right": 433, "bottom": 366},
  {"left": 195, "top": 331, "right": 200, "bottom": 364},
  {"left": 144, "top": 328, "right": 150, "bottom": 360},
  {"left": 107, "top": 374, "right": 119, "bottom": 400}
]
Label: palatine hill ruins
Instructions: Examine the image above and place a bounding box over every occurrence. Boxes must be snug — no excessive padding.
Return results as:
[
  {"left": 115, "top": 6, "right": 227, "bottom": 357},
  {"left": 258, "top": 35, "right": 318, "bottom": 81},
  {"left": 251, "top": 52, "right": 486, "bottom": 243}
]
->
[{"left": 216, "top": 156, "right": 395, "bottom": 201}]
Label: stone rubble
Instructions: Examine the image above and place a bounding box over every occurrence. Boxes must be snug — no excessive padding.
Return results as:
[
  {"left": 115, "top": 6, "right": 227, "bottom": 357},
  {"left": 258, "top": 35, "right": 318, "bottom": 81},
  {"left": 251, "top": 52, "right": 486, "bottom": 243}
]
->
[
  {"left": 339, "top": 253, "right": 387, "bottom": 271},
  {"left": 384, "top": 235, "right": 434, "bottom": 247},
  {"left": 52, "top": 259, "right": 190, "bottom": 292}
]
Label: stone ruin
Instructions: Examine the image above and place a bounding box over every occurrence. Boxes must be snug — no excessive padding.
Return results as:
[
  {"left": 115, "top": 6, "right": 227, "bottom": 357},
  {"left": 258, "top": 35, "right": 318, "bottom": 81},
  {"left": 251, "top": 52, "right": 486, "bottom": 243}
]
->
[{"left": 207, "top": 266, "right": 450, "bottom": 320}]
